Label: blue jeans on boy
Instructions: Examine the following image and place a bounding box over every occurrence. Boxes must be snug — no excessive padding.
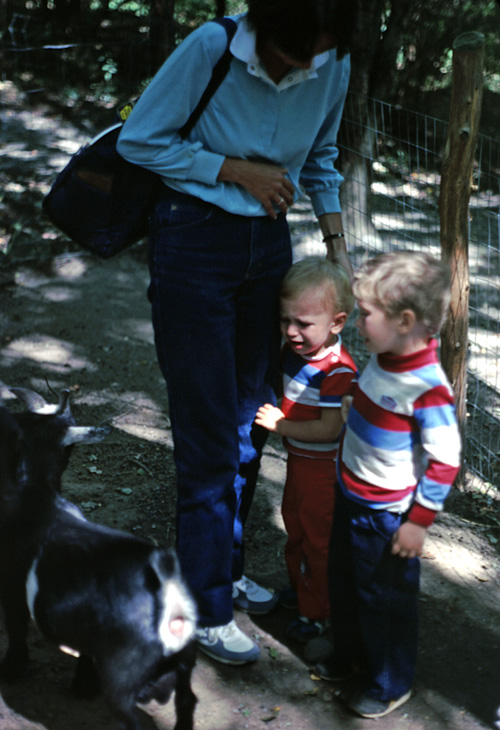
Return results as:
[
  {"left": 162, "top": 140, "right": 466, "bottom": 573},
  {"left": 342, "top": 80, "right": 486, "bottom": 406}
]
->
[
  {"left": 329, "top": 486, "right": 420, "bottom": 701},
  {"left": 148, "top": 187, "right": 292, "bottom": 628}
]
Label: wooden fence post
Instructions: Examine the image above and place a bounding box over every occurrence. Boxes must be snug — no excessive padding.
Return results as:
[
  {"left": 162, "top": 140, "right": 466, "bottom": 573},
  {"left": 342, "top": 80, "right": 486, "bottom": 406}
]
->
[{"left": 439, "top": 31, "right": 484, "bottom": 482}]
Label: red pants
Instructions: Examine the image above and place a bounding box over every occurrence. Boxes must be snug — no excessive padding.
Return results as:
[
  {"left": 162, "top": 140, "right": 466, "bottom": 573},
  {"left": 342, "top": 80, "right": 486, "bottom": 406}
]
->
[{"left": 282, "top": 452, "right": 336, "bottom": 622}]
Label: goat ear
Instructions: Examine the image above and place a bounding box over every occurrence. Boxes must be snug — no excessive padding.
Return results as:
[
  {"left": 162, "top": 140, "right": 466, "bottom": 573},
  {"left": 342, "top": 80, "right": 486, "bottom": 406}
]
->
[{"left": 62, "top": 425, "right": 111, "bottom": 446}]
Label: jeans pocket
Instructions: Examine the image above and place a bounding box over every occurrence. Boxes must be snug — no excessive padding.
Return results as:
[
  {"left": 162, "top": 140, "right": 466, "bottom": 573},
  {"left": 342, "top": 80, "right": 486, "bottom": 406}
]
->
[
  {"left": 370, "top": 511, "right": 402, "bottom": 545},
  {"left": 155, "top": 195, "right": 214, "bottom": 232}
]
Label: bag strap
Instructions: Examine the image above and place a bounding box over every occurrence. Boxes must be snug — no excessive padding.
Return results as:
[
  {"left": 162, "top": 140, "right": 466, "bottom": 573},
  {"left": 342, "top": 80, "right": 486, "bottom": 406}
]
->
[
  {"left": 179, "top": 17, "right": 237, "bottom": 139},
  {"left": 117, "top": 18, "right": 237, "bottom": 132}
]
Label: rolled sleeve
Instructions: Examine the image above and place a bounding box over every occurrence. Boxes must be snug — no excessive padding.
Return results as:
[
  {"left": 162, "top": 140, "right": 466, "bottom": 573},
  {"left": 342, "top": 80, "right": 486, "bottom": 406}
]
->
[
  {"left": 187, "top": 148, "right": 226, "bottom": 186},
  {"left": 299, "top": 56, "right": 350, "bottom": 216},
  {"left": 117, "top": 22, "right": 229, "bottom": 186}
]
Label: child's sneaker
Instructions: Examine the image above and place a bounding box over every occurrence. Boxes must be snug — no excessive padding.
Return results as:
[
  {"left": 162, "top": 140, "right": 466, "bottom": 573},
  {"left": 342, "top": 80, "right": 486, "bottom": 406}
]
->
[
  {"left": 232, "top": 576, "right": 278, "bottom": 615},
  {"left": 195, "top": 620, "right": 260, "bottom": 665},
  {"left": 285, "top": 616, "right": 329, "bottom": 642},
  {"left": 347, "top": 689, "right": 412, "bottom": 718},
  {"left": 312, "top": 655, "right": 355, "bottom": 682}
]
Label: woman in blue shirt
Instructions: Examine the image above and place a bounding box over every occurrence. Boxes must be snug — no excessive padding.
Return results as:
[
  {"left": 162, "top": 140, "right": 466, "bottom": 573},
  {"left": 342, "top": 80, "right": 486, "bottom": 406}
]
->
[{"left": 117, "top": 0, "right": 357, "bottom": 666}]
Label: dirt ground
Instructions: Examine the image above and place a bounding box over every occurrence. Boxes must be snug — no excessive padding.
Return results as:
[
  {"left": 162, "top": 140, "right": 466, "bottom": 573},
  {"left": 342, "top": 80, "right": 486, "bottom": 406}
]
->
[{"left": 1, "top": 80, "right": 500, "bottom": 730}]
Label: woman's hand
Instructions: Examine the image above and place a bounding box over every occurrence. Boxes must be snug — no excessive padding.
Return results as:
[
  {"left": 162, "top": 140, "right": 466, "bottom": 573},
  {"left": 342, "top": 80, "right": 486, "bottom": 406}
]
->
[
  {"left": 255, "top": 403, "right": 285, "bottom": 432},
  {"left": 318, "top": 213, "right": 353, "bottom": 278},
  {"left": 218, "top": 158, "right": 295, "bottom": 218}
]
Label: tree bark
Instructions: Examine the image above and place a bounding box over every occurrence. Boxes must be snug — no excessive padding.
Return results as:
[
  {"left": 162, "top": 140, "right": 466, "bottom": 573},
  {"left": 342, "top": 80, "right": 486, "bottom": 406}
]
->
[
  {"left": 439, "top": 31, "right": 484, "bottom": 479},
  {"left": 215, "top": 0, "right": 226, "bottom": 17},
  {"left": 149, "top": 0, "right": 176, "bottom": 72}
]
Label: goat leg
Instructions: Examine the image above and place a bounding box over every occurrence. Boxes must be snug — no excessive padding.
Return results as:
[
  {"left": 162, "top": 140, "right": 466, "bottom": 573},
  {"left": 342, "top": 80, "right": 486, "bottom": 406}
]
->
[
  {"left": 0, "top": 589, "right": 30, "bottom": 681},
  {"left": 71, "top": 654, "right": 101, "bottom": 699},
  {"left": 173, "top": 644, "right": 197, "bottom": 730}
]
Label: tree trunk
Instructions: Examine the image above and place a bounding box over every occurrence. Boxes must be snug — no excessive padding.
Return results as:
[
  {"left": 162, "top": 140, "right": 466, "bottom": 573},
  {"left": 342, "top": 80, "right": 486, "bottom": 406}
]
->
[
  {"left": 439, "top": 31, "right": 484, "bottom": 481},
  {"left": 215, "top": 0, "right": 226, "bottom": 17},
  {"left": 338, "top": 0, "right": 386, "bottom": 258},
  {"left": 149, "top": 0, "right": 176, "bottom": 72},
  {"left": 338, "top": 95, "right": 380, "bottom": 257}
]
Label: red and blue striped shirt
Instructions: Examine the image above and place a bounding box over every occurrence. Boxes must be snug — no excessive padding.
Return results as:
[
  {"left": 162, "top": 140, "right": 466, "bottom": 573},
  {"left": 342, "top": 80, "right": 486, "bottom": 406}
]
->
[
  {"left": 281, "top": 337, "right": 357, "bottom": 459},
  {"left": 337, "top": 340, "right": 461, "bottom": 526}
]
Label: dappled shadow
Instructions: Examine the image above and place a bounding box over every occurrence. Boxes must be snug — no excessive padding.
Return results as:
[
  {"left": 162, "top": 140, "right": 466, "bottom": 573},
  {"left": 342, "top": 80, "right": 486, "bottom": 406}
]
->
[
  {"left": 0, "top": 80, "right": 130, "bottom": 263},
  {"left": 1, "top": 82, "right": 500, "bottom": 730},
  {"left": 1, "top": 243, "right": 499, "bottom": 730}
]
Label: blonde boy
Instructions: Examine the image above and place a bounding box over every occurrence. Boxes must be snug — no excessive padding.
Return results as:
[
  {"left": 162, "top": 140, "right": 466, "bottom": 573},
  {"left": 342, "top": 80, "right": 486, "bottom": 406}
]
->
[
  {"left": 317, "top": 251, "right": 461, "bottom": 718},
  {"left": 255, "top": 257, "right": 357, "bottom": 641}
]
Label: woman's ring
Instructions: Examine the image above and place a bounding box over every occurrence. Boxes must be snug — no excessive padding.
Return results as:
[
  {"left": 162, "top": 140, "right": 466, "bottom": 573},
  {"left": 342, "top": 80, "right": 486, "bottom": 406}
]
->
[{"left": 278, "top": 197, "right": 284, "bottom": 205}]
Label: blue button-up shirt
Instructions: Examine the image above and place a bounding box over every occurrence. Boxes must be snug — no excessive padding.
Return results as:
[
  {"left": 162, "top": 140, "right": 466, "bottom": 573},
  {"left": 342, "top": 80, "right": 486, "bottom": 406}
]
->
[{"left": 117, "top": 14, "right": 350, "bottom": 218}]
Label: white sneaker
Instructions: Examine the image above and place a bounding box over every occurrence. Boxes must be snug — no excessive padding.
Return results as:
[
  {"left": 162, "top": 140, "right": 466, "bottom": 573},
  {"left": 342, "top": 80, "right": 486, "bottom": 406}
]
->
[
  {"left": 232, "top": 576, "right": 278, "bottom": 615},
  {"left": 195, "top": 620, "right": 260, "bottom": 665}
]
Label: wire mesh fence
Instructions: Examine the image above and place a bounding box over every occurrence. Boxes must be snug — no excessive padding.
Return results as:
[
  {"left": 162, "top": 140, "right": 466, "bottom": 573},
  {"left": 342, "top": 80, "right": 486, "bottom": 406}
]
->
[
  {"left": 2, "top": 32, "right": 500, "bottom": 497},
  {"left": 289, "top": 91, "right": 500, "bottom": 498}
]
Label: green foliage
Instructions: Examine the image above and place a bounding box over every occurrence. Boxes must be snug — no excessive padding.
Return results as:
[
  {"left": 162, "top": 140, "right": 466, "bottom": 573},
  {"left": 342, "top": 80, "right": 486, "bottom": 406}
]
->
[
  {"left": 2, "top": 0, "right": 500, "bottom": 117},
  {"left": 381, "top": 0, "right": 500, "bottom": 96},
  {"left": 173, "top": 0, "right": 245, "bottom": 43},
  {"left": 107, "top": 0, "right": 150, "bottom": 17},
  {"left": 1, "top": 0, "right": 252, "bottom": 103}
]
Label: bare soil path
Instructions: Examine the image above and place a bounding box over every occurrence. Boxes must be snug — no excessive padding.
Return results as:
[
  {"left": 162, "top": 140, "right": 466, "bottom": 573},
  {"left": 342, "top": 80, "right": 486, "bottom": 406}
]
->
[{"left": 0, "top": 80, "right": 499, "bottom": 730}]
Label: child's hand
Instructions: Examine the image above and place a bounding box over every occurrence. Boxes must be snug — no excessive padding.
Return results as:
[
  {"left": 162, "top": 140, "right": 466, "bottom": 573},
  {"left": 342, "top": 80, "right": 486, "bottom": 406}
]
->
[
  {"left": 255, "top": 403, "right": 285, "bottom": 433},
  {"left": 341, "top": 395, "right": 353, "bottom": 423},
  {"left": 391, "top": 522, "right": 427, "bottom": 559}
]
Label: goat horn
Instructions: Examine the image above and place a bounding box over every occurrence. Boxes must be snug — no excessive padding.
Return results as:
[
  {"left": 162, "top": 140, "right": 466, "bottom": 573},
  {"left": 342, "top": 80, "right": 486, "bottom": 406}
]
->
[
  {"left": 10, "top": 388, "right": 71, "bottom": 415},
  {"left": 9, "top": 387, "right": 50, "bottom": 412}
]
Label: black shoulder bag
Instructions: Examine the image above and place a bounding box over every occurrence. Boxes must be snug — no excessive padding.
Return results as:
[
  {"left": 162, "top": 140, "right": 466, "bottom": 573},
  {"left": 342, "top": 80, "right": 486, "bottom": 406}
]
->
[{"left": 42, "top": 17, "right": 237, "bottom": 259}]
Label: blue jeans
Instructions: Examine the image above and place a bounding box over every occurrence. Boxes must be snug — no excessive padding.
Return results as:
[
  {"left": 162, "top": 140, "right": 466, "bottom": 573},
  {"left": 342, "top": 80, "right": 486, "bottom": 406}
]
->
[
  {"left": 148, "top": 188, "right": 292, "bottom": 627},
  {"left": 329, "top": 486, "right": 420, "bottom": 701}
]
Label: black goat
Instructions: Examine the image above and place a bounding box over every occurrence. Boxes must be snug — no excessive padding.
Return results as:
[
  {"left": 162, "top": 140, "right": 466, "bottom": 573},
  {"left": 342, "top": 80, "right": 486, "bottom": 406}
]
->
[{"left": 0, "top": 387, "right": 197, "bottom": 730}]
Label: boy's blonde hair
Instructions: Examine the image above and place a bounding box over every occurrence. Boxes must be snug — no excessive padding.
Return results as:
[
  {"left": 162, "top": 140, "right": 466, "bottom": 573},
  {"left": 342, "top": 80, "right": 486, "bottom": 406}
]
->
[
  {"left": 352, "top": 251, "right": 451, "bottom": 334},
  {"left": 280, "top": 256, "right": 354, "bottom": 315}
]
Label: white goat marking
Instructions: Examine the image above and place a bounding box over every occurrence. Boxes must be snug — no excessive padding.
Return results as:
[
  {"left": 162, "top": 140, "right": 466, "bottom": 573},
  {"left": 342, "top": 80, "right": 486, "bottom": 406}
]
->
[
  {"left": 158, "top": 579, "right": 197, "bottom": 653},
  {"left": 57, "top": 495, "right": 87, "bottom": 522}
]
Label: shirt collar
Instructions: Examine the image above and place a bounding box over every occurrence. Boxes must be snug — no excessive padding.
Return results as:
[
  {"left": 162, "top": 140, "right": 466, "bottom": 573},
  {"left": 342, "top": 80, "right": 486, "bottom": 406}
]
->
[
  {"left": 377, "top": 338, "right": 438, "bottom": 372},
  {"left": 302, "top": 335, "right": 343, "bottom": 362},
  {"left": 231, "top": 14, "right": 330, "bottom": 90}
]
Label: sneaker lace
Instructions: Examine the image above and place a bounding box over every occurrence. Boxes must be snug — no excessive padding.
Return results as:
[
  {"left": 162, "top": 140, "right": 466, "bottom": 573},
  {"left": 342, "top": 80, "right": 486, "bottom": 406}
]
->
[
  {"left": 208, "top": 620, "right": 238, "bottom": 641},
  {"left": 237, "top": 575, "right": 257, "bottom": 595}
]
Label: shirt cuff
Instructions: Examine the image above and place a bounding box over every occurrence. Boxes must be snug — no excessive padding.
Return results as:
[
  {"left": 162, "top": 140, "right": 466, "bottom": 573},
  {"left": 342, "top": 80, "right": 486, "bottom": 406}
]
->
[
  {"left": 187, "top": 149, "right": 226, "bottom": 186},
  {"left": 408, "top": 502, "right": 437, "bottom": 528},
  {"left": 309, "top": 188, "right": 342, "bottom": 217}
]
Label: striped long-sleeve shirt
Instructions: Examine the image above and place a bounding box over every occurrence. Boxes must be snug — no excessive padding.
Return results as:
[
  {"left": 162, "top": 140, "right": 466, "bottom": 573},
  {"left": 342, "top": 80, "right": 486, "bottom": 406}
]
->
[
  {"left": 281, "top": 337, "right": 357, "bottom": 459},
  {"left": 337, "top": 340, "right": 461, "bottom": 527}
]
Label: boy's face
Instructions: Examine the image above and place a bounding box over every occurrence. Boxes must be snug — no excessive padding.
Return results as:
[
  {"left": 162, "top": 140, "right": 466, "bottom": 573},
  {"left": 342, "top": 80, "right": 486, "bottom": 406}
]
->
[
  {"left": 355, "top": 298, "right": 403, "bottom": 355},
  {"left": 280, "top": 285, "right": 344, "bottom": 358}
]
